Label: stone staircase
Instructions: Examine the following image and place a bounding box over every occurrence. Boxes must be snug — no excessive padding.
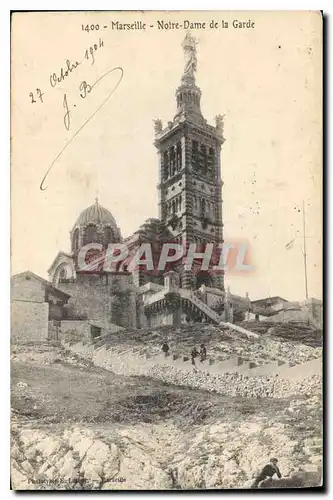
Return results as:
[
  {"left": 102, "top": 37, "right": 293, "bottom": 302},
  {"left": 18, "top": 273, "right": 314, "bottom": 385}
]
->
[
  {"left": 152, "top": 352, "right": 262, "bottom": 376},
  {"left": 179, "top": 289, "right": 222, "bottom": 324},
  {"left": 143, "top": 287, "right": 225, "bottom": 325},
  {"left": 143, "top": 286, "right": 260, "bottom": 340},
  {"left": 62, "top": 340, "right": 321, "bottom": 402},
  {"left": 222, "top": 322, "right": 259, "bottom": 339},
  {"left": 144, "top": 289, "right": 169, "bottom": 306}
]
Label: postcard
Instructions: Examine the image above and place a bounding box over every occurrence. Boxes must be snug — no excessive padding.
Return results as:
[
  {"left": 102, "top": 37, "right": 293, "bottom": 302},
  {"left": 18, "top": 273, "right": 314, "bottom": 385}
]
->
[{"left": 11, "top": 11, "right": 323, "bottom": 490}]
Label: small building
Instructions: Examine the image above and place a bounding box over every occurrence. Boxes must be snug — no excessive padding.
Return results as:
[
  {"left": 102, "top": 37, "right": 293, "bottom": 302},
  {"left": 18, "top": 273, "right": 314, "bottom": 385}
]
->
[
  {"left": 302, "top": 297, "right": 323, "bottom": 328},
  {"left": 251, "top": 296, "right": 289, "bottom": 312},
  {"left": 11, "top": 271, "right": 70, "bottom": 342},
  {"left": 248, "top": 295, "right": 323, "bottom": 327},
  {"left": 248, "top": 296, "right": 288, "bottom": 320}
]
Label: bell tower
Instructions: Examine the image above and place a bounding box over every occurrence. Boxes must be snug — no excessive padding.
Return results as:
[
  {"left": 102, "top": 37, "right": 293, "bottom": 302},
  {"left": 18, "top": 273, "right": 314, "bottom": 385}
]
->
[{"left": 154, "top": 34, "right": 225, "bottom": 291}]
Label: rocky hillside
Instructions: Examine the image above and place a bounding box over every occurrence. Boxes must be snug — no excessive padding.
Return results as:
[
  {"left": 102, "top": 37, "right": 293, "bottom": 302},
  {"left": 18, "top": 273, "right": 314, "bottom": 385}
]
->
[
  {"left": 239, "top": 321, "right": 322, "bottom": 347},
  {"left": 11, "top": 341, "right": 322, "bottom": 490},
  {"left": 91, "top": 323, "right": 322, "bottom": 367}
]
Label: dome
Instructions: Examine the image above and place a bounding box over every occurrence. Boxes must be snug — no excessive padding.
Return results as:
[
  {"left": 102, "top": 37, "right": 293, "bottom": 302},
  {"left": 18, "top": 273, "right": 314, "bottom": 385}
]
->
[
  {"left": 76, "top": 199, "right": 118, "bottom": 229},
  {"left": 70, "top": 199, "right": 122, "bottom": 252}
]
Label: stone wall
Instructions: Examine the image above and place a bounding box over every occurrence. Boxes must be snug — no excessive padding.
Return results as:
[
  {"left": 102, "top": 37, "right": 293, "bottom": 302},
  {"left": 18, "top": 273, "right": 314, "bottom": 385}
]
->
[
  {"left": 263, "top": 308, "right": 317, "bottom": 326},
  {"left": 304, "top": 299, "right": 323, "bottom": 327},
  {"left": 64, "top": 340, "right": 95, "bottom": 357},
  {"left": 11, "top": 300, "right": 49, "bottom": 342},
  {"left": 59, "top": 274, "right": 136, "bottom": 329},
  {"left": 11, "top": 276, "right": 45, "bottom": 302},
  {"left": 61, "top": 321, "right": 92, "bottom": 341},
  {"left": 62, "top": 341, "right": 321, "bottom": 399},
  {"left": 49, "top": 304, "right": 63, "bottom": 321},
  {"left": 48, "top": 321, "right": 60, "bottom": 341},
  {"left": 147, "top": 311, "right": 174, "bottom": 328},
  {"left": 59, "top": 275, "right": 111, "bottom": 322}
]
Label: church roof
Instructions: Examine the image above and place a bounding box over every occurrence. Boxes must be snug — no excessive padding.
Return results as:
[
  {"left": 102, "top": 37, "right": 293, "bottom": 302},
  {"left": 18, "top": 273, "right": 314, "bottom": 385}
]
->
[
  {"left": 75, "top": 199, "right": 119, "bottom": 229},
  {"left": 47, "top": 251, "right": 74, "bottom": 275},
  {"left": 127, "top": 218, "right": 174, "bottom": 243}
]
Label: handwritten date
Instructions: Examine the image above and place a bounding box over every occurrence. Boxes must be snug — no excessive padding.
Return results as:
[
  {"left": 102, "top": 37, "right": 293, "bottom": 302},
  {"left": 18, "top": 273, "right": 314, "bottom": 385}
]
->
[
  {"left": 29, "top": 39, "right": 104, "bottom": 103},
  {"left": 84, "top": 38, "right": 104, "bottom": 65},
  {"left": 29, "top": 88, "right": 44, "bottom": 104}
]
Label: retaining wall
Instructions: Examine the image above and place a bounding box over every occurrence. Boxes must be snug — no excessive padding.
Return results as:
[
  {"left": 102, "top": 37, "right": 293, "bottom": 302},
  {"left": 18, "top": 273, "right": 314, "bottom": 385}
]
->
[
  {"left": 61, "top": 320, "right": 91, "bottom": 340},
  {"left": 62, "top": 341, "right": 321, "bottom": 399}
]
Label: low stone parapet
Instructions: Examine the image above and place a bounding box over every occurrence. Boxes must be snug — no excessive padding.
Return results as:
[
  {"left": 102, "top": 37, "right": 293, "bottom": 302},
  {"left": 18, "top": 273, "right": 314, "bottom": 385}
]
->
[{"left": 61, "top": 340, "right": 321, "bottom": 399}]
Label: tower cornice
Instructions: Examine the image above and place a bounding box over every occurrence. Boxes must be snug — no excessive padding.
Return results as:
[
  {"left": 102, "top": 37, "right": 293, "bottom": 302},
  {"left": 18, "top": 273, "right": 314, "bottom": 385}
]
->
[{"left": 154, "top": 119, "right": 224, "bottom": 147}]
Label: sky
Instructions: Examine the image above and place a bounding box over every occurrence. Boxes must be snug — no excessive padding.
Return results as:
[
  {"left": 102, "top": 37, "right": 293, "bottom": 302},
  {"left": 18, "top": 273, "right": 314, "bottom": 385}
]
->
[{"left": 11, "top": 10, "right": 322, "bottom": 301}]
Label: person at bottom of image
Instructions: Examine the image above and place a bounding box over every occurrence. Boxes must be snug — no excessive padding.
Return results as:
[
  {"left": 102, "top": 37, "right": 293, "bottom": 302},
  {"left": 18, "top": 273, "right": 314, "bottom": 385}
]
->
[{"left": 251, "top": 458, "right": 282, "bottom": 488}]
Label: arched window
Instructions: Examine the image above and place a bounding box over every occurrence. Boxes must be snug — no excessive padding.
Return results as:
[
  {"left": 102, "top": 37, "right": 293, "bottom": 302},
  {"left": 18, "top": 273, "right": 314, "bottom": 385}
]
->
[
  {"left": 201, "top": 145, "right": 208, "bottom": 173},
  {"left": 192, "top": 140, "right": 199, "bottom": 169},
  {"left": 53, "top": 264, "right": 67, "bottom": 286},
  {"left": 176, "top": 142, "right": 182, "bottom": 170},
  {"left": 170, "top": 147, "right": 176, "bottom": 176},
  {"left": 86, "top": 224, "right": 97, "bottom": 243},
  {"left": 104, "top": 226, "right": 113, "bottom": 245},
  {"left": 73, "top": 228, "right": 79, "bottom": 252},
  {"left": 59, "top": 267, "right": 67, "bottom": 280},
  {"left": 163, "top": 151, "right": 169, "bottom": 180},
  {"left": 201, "top": 199, "right": 206, "bottom": 216}
]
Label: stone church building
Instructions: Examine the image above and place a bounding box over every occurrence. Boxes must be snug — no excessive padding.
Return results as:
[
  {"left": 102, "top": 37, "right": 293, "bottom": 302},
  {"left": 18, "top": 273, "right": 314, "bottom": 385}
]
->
[{"left": 11, "top": 34, "right": 250, "bottom": 342}]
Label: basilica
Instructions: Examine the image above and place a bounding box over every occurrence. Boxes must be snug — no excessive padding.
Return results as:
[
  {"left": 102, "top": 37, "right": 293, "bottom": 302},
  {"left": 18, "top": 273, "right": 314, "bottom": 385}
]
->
[{"left": 11, "top": 34, "right": 250, "bottom": 343}]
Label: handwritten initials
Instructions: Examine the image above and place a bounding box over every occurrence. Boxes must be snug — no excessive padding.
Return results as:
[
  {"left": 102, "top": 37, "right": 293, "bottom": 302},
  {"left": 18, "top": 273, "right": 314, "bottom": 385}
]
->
[{"left": 63, "top": 94, "right": 71, "bottom": 131}]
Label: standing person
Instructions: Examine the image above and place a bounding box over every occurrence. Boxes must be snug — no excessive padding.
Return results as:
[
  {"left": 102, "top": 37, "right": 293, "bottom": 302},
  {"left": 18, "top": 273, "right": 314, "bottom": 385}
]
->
[
  {"left": 199, "top": 344, "right": 207, "bottom": 362},
  {"left": 251, "top": 458, "right": 282, "bottom": 488},
  {"left": 191, "top": 347, "right": 198, "bottom": 366},
  {"left": 162, "top": 342, "right": 170, "bottom": 358}
]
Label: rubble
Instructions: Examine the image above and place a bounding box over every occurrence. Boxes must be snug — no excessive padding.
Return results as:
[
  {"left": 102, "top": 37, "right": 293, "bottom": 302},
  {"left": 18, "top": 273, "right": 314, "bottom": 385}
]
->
[
  {"left": 11, "top": 423, "right": 173, "bottom": 490},
  {"left": 11, "top": 415, "right": 322, "bottom": 490},
  {"left": 16, "top": 382, "right": 28, "bottom": 389}
]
